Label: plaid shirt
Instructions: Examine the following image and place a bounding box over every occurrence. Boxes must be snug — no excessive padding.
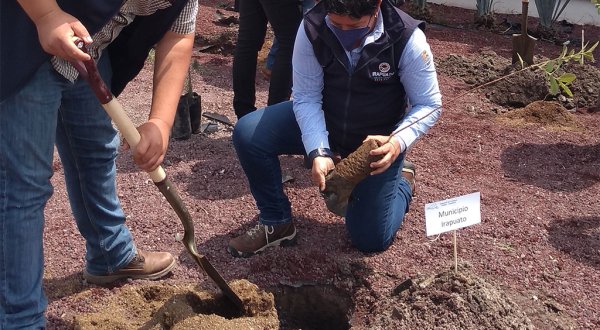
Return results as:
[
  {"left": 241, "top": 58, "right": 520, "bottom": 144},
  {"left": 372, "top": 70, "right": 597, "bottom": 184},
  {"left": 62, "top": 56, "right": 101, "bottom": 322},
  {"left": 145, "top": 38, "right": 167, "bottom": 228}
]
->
[{"left": 52, "top": 0, "right": 198, "bottom": 81}]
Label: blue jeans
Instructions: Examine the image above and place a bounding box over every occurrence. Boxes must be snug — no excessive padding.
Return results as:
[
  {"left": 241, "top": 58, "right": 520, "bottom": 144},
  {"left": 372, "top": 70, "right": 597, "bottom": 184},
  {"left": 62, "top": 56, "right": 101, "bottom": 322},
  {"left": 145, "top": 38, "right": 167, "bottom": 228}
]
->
[
  {"left": 0, "top": 56, "right": 135, "bottom": 329},
  {"left": 233, "top": 101, "right": 413, "bottom": 253}
]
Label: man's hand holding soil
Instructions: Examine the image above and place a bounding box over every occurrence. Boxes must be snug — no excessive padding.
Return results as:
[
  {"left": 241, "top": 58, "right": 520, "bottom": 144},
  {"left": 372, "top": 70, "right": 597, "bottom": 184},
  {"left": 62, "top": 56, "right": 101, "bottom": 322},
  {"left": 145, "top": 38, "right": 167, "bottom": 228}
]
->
[
  {"left": 364, "top": 135, "right": 402, "bottom": 175},
  {"left": 312, "top": 156, "right": 336, "bottom": 191}
]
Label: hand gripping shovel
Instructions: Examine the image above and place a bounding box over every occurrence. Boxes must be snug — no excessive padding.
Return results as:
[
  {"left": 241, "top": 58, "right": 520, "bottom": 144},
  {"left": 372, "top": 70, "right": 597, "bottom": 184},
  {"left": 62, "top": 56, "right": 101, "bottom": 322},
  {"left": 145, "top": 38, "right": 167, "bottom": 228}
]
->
[
  {"left": 72, "top": 42, "right": 243, "bottom": 310},
  {"left": 512, "top": 0, "right": 536, "bottom": 65}
]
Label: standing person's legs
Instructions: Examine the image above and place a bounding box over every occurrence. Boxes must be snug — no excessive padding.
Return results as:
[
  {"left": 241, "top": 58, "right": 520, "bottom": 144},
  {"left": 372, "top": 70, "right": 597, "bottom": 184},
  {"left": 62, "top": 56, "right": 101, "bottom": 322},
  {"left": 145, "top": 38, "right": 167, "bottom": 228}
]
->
[
  {"left": 55, "top": 55, "right": 136, "bottom": 275},
  {"left": 229, "top": 101, "right": 305, "bottom": 257},
  {"left": 344, "top": 157, "right": 413, "bottom": 252},
  {"left": 232, "top": 0, "right": 268, "bottom": 119},
  {"left": 0, "top": 61, "right": 65, "bottom": 329},
  {"left": 261, "top": 0, "right": 303, "bottom": 106},
  {"left": 265, "top": 0, "right": 313, "bottom": 76}
]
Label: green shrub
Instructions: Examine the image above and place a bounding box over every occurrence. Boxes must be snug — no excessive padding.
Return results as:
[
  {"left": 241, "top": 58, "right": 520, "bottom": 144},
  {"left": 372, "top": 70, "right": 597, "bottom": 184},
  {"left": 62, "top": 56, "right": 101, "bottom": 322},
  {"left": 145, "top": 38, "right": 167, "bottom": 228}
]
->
[
  {"left": 534, "top": 0, "right": 572, "bottom": 29},
  {"left": 476, "top": 0, "right": 494, "bottom": 17}
]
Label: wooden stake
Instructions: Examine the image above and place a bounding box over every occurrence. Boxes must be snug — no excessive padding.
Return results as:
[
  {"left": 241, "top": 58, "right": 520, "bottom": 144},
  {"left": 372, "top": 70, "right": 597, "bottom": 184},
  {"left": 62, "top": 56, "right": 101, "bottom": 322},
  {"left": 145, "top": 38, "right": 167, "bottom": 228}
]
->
[{"left": 453, "top": 230, "right": 458, "bottom": 273}]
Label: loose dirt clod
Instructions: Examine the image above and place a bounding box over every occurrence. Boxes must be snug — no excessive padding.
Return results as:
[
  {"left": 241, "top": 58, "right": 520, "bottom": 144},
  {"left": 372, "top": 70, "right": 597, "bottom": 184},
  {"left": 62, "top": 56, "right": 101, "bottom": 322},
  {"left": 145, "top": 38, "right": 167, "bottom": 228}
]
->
[
  {"left": 72, "top": 280, "right": 278, "bottom": 330},
  {"left": 369, "top": 266, "right": 534, "bottom": 330},
  {"left": 499, "top": 100, "right": 579, "bottom": 130},
  {"left": 322, "top": 140, "right": 383, "bottom": 215},
  {"left": 331, "top": 140, "right": 384, "bottom": 184}
]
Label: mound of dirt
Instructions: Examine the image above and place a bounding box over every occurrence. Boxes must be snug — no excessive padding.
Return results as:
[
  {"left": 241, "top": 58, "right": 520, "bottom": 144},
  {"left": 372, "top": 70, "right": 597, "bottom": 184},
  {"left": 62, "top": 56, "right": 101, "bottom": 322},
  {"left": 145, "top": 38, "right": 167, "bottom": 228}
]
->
[
  {"left": 436, "top": 50, "right": 508, "bottom": 86},
  {"left": 368, "top": 266, "right": 533, "bottom": 330},
  {"left": 560, "top": 62, "right": 600, "bottom": 109},
  {"left": 72, "top": 280, "right": 278, "bottom": 329},
  {"left": 436, "top": 50, "right": 600, "bottom": 110},
  {"left": 498, "top": 100, "right": 579, "bottom": 130}
]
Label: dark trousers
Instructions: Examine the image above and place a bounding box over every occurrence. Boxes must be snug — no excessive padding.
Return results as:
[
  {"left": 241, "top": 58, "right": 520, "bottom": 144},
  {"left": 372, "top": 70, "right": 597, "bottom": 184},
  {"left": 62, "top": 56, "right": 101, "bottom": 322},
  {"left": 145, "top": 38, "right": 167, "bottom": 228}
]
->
[{"left": 232, "top": 0, "right": 302, "bottom": 119}]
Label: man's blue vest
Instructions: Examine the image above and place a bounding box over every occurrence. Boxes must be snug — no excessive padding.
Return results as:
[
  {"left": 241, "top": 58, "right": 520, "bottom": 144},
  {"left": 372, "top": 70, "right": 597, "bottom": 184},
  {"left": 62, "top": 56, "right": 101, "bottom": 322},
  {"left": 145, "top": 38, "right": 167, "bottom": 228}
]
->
[
  {"left": 303, "top": 0, "right": 424, "bottom": 157},
  {"left": 1, "top": 0, "right": 189, "bottom": 102}
]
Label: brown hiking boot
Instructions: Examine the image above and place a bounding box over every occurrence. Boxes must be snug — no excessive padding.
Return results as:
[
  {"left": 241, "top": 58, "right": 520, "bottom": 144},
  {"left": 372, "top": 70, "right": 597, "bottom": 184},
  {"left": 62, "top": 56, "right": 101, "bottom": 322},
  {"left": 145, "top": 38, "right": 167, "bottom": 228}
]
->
[
  {"left": 83, "top": 250, "right": 176, "bottom": 285},
  {"left": 402, "top": 160, "right": 416, "bottom": 195},
  {"left": 228, "top": 221, "right": 297, "bottom": 258}
]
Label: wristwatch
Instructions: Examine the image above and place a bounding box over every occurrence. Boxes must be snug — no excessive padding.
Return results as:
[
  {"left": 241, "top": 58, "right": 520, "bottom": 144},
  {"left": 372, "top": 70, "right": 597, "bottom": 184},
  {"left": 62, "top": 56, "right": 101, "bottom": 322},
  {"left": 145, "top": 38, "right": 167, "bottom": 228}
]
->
[{"left": 307, "top": 147, "right": 335, "bottom": 164}]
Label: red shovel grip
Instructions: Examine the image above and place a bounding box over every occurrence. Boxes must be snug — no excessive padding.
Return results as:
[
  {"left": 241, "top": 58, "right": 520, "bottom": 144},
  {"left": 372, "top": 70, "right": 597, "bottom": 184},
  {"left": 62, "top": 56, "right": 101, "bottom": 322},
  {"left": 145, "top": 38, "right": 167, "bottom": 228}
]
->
[{"left": 73, "top": 40, "right": 113, "bottom": 104}]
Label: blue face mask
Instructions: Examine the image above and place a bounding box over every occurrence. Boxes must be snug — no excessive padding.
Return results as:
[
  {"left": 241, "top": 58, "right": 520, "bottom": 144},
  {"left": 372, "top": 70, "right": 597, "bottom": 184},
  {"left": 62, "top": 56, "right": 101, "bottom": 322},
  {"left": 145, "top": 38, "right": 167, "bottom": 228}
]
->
[{"left": 329, "top": 23, "right": 371, "bottom": 52}]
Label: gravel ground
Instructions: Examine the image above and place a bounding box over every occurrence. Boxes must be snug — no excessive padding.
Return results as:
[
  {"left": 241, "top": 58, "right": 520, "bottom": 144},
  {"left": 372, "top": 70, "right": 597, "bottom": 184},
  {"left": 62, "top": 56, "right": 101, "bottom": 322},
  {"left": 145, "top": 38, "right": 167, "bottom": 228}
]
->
[{"left": 43, "top": 1, "right": 600, "bottom": 329}]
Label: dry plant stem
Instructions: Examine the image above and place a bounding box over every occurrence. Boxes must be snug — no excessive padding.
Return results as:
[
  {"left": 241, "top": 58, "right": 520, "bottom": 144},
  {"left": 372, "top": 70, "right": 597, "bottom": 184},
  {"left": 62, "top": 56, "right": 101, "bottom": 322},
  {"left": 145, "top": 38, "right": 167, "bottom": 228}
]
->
[{"left": 453, "top": 230, "right": 458, "bottom": 273}]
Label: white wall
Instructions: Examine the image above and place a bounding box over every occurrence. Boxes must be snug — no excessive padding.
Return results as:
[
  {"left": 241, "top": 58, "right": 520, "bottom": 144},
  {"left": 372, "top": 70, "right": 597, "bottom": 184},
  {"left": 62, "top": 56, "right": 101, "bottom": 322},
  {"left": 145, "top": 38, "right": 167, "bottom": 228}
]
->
[{"left": 428, "top": 0, "right": 600, "bottom": 26}]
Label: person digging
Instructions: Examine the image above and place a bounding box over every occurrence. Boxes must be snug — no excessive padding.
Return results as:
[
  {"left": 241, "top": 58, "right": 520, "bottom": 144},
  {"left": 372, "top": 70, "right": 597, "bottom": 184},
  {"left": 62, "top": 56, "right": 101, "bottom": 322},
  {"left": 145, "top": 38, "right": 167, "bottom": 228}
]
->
[
  {"left": 1, "top": 0, "right": 198, "bottom": 327},
  {"left": 228, "top": 0, "right": 442, "bottom": 257}
]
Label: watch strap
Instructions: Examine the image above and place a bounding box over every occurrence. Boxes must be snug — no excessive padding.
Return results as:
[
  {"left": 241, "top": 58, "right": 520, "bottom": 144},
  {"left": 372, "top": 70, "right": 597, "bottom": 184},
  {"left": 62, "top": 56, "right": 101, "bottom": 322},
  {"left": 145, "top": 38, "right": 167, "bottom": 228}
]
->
[{"left": 307, "top": 148, "right": 334, "bottom": 165}]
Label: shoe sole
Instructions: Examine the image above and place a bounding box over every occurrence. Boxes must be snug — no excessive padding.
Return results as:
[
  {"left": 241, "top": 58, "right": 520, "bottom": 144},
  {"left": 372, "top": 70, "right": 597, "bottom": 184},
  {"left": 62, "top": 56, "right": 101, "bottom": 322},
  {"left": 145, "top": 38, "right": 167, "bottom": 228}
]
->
[
  {"left": 83, "top": 258, "right": 176, "bottom": 285},
  {"left": 228, "top": 227, "right": 297, "bottom": 258}
]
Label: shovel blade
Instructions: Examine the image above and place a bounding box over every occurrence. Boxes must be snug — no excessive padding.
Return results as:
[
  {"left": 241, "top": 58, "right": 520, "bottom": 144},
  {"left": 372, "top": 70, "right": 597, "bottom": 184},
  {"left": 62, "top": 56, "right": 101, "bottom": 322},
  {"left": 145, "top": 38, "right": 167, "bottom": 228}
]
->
[
  {"left": 512, "top": 34, "right": 536, "bottom": 65},
  {"left": 154, "top": 178, "right": 244, "bottom": 310},
  {"left": 192, "top": 253, "right": 244, "bottom": 310}
]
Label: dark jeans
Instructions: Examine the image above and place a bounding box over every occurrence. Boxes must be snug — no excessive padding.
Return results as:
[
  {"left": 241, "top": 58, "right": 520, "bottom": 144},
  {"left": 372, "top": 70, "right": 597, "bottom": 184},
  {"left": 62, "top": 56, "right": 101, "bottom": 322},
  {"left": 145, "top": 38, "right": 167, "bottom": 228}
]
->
[
  {"left": 233, "top": 101, "right": 413, "bottom": 252},
  {"left": 0, "top": 55, "right": 134, "bottom": 328},
  {"left": 232, "top": 0, "right": 302, "bottom": 119},
  {"left": 265, "top": 0, "right": 316, "bottom": 70}
]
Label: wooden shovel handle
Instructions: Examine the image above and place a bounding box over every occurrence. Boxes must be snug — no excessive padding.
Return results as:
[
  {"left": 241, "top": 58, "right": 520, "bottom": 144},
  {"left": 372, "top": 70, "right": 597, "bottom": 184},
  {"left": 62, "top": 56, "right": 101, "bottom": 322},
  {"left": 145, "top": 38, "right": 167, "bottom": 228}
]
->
[
  {"left": 521, "top": 0, "right": 529, "bottom": 35},
  {"left": 73, "top": 41, "right": 166, "bottom": 183}
]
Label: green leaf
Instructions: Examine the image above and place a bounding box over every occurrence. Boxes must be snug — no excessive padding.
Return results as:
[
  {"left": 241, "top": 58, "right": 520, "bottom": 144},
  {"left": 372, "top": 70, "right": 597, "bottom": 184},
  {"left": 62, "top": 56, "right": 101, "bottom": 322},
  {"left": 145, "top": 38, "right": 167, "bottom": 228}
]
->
[
  {"left": 544, "top": 61, "right": 555, "bottom": 73},
  {"left": 557, "top": 73, "right": 576, "bottom": 84},
  {"left": 588, "top": 41, "right": 599, "bottom": 53},
  {"left": 549, "top": 77, "right": 559, "bottom": 95},
  {"left": 559, "top": 81, "right": 573, "bottom": 97}
]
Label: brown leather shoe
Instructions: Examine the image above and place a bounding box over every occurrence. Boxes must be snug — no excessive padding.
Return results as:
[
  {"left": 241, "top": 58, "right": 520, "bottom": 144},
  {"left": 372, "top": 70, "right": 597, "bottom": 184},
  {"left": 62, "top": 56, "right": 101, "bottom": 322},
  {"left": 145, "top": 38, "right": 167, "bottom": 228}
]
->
[
  {"left": 83, "top": 250, "right": 176, "bottom": 285},
  {"left": 228, "top": 221, "right": 296, "bottom": 258}
]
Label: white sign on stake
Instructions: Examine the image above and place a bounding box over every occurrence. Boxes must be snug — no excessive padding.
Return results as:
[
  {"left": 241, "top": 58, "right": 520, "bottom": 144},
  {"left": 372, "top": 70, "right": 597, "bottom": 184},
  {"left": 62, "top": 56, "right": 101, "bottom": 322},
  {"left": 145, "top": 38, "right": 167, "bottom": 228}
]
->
[{"left": 424, "top": 192, "right": 481, "bottom": 236}]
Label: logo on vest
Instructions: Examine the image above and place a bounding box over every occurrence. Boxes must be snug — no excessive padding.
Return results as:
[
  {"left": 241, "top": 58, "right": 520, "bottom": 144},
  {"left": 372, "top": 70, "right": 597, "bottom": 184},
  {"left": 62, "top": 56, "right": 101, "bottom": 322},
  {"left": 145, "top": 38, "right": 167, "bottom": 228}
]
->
[{"left": 370, "top": 62, "right": 394, "bottom": 82}]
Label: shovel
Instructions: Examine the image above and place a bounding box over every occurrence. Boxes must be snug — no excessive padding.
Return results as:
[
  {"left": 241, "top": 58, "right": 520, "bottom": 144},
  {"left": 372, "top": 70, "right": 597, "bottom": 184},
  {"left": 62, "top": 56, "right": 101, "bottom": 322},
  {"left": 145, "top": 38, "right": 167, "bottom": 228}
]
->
[
  {"left": 512, "top": 0, "right": 536, "bottom": 65},
  {"left": 72, "top": 42, "right": 243, "bottom": 310}
]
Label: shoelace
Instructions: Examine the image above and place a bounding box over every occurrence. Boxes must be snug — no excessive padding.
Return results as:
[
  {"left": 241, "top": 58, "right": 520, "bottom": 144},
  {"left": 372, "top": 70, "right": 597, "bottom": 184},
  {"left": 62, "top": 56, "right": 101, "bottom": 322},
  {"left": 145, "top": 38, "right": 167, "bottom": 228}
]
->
[
  {"left": 246, "top": 224, "right": 263, "bottom": 238},
  {"left": 246, "top": 224, "right": 275, "bottom": 242}
]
